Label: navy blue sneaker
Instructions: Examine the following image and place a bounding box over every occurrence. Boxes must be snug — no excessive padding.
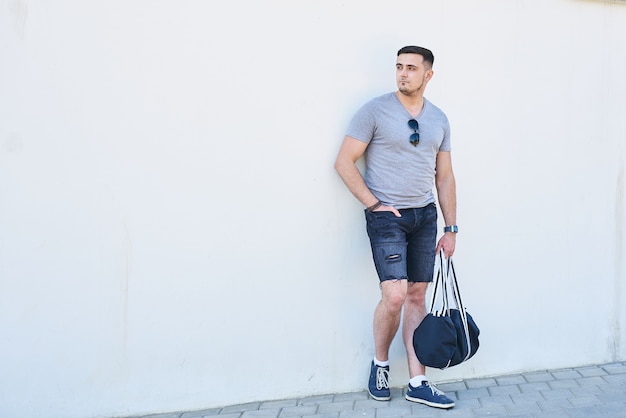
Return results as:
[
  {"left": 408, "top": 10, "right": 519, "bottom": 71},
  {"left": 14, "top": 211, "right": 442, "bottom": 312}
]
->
[
  {"left": 405, "top": 381, "right": 455, "bottom": 409},
  {"left": 367, "top": 361, "right": 391, "bottom": 401}
]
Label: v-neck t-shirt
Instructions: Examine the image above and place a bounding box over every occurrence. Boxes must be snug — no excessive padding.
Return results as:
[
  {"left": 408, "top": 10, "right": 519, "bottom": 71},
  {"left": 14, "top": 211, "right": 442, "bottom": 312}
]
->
[{"left": 346, "top": 92, "right": 451, "bottom": 209}]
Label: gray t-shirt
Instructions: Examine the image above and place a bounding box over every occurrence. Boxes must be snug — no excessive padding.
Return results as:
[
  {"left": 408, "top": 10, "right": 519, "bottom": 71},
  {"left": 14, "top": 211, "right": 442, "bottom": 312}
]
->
[{"left": 346, "top": 92, "right": 451, "bottom": 209}]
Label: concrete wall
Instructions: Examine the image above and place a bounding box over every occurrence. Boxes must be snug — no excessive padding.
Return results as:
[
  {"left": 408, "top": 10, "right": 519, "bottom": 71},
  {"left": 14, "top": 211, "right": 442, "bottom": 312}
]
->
[{"left": 1, "top": 0, "right": 625, "bottom": 417}]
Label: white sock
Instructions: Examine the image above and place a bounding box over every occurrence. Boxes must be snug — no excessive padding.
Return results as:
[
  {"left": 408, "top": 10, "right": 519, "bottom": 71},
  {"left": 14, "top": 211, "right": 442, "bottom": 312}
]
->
[
  {"left": 374, "top": 357, "right": 390, "bottom": 367},
  {"left": 409, "top": 375, "right": 427, "bottom": 387}
]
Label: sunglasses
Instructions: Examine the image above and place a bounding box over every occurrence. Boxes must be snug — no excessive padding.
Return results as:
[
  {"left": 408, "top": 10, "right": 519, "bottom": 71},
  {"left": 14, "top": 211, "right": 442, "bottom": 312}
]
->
[{"left": 408, "top": 119, "right": 420, "bottom": 146}]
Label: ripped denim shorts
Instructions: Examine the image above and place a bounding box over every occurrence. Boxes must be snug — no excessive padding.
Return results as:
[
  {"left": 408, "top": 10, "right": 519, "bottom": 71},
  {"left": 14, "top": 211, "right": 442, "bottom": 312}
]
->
[{"left": 364, "top": 202, "right": 437, "bottom": 283}]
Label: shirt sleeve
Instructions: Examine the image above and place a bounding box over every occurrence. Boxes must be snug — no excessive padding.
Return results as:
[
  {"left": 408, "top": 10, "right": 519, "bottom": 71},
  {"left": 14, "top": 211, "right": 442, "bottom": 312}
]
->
[
  {"left": 438, "top": 116, "right": 451, "bottom": 152},
  {"left": 345, "top": 101, "right": 376, "bottom": 144}
]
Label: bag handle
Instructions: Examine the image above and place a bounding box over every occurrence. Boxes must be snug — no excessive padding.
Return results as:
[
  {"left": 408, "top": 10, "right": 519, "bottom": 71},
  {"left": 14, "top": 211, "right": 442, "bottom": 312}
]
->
[
  {"left": 446, "top": 256, "right": 465, "bottom": 311},
  {"left": 443, "top": 251, "right": 473, "bottom": 362},
  {"left": 429, "top": 251, "right": 449, "bottom": 315}
]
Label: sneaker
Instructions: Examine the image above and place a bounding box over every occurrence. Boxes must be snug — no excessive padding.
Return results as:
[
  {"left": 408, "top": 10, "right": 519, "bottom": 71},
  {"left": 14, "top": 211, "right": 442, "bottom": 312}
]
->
[
  {"left": 367, "top": 361, "right": 391, "bottom": 401},
  {"left": 405, "top": 381, "right": 455, "bottom": 409}
]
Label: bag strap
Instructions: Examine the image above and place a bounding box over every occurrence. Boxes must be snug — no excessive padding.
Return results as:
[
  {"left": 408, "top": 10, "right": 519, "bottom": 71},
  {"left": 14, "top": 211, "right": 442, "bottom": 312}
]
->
[
  {"left": 429, "top": 251, "right": 449, "bottom": 314},
  {"left": 444, "top": 252, "right": 474, "bottom": 361},
  {"left": 447, "top": 257, "right": 466, "bottom": 311},
  {"left": 428, "top": 265, "right": 440, "bottom": 313}
]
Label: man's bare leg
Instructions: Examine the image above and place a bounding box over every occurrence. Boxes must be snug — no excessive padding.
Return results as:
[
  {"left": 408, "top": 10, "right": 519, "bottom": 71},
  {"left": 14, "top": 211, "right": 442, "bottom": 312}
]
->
[
  {"left": 374, "top": 280, "right": 408, "bottom": 361},
  {"left": 402, "top": 282, "right": 428, "bottom": 377},
  {"left": 368, "top": 279, "right": 408, "bottom": 401},
  {"left": 402, "top": 281, "right": 455, "bottom": 408}
]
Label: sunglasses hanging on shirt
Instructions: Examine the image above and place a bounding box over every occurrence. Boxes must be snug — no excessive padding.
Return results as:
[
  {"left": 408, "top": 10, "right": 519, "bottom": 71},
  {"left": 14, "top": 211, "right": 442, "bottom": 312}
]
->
[{"left": 408, "top": 119, "right": 420, "bottom": 146}]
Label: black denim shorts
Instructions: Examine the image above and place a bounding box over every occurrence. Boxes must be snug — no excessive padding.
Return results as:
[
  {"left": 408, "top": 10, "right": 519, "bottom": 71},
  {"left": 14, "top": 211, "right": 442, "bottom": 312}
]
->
[{"left": 364, "top": 203, "right": 437, "bottom": 283}]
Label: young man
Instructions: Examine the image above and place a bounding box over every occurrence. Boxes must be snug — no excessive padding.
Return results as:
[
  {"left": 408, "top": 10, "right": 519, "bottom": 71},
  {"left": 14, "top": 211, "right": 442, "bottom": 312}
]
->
[{"left": 334, "top": 46, "right": 458, "bottom": 409}]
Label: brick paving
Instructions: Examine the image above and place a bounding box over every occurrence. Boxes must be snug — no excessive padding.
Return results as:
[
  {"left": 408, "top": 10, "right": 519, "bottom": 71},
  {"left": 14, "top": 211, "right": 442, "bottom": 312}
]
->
[{"left": 125, "top": 362, "right": 626, "bottom": 418}]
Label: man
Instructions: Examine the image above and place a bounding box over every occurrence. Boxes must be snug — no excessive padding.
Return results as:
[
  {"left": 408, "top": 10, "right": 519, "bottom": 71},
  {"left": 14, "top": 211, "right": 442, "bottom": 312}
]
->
[{"left": 334, "top": 46, "right": 457, "bottom": 409}]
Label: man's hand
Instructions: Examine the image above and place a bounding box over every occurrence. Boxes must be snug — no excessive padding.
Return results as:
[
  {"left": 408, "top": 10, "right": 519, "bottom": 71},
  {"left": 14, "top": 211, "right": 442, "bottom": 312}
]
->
[
  {"left": 436, "top": 232, "right": 456, "bottom": 258},
  {"left": 372, "top": 204, "right": 402, "bottom": 218}
]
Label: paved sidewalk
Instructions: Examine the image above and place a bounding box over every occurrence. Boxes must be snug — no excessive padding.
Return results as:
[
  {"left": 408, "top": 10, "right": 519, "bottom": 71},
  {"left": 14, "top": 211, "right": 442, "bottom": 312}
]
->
[{"left": 129, "top": 362, "right": 626, "bottom": 418}]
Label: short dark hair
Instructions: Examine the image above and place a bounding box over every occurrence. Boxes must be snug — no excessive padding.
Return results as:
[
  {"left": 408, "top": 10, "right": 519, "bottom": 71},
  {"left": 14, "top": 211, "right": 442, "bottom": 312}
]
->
[{"left": 397, "top": 46, "right": 434, "bottom": 68}]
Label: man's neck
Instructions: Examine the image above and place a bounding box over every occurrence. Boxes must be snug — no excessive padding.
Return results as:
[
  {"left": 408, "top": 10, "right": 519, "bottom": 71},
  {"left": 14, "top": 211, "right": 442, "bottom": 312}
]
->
[{"left": 395, "top": 91, "right": 425, "bottom": 117}]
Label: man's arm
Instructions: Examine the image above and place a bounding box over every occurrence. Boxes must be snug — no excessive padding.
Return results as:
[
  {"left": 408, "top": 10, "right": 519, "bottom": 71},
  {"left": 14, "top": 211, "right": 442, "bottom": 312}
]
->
[
  {"left": 334, "top": 136, "right": 400, "bottom": 216},
  {"left": 435, "top": 151, "right": 457, "bottom": 257}
]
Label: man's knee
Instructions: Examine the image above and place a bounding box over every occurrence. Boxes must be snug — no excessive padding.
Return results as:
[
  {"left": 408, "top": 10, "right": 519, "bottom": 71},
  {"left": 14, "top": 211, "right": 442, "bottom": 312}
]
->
[
  {"left": 405, "top": 282, "right": 428, "bottom": 305},
  {"left": 381, "top": 280, "right": 408, "bottom": 312}
]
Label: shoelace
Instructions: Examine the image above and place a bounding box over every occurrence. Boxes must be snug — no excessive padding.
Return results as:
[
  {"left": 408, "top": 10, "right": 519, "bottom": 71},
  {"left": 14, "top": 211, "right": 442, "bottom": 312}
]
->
[
  {"left": 424, "top": 381, "right": 445, "bottom": 397},
  {"left": 376, "top": 367, "right": 389, "bottom": 390}
]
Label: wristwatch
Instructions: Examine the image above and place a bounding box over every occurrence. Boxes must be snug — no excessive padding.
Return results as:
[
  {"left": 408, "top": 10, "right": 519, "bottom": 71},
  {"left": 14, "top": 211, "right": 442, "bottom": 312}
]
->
[{"left": 443, "top": 225, "right": 459, "bottom": 233}]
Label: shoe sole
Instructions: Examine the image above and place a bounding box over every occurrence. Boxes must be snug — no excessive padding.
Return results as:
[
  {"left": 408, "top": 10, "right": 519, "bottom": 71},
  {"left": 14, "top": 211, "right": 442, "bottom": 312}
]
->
[
  {"left": 368, "top": 390, "right": 391, "bottom": 401},
  {"left": 405, "top": 395, "right": 455, "bottom": 409}
]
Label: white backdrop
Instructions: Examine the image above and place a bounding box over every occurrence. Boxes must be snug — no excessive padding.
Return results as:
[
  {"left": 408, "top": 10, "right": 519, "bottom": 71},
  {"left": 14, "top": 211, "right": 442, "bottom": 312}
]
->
[{"left": 1, "top": 1, "right": 625, "bottom": 417}]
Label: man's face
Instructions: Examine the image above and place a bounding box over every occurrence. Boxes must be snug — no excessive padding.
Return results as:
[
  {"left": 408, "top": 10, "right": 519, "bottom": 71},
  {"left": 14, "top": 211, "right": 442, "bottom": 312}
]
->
[{"left": 396, "top": 53, "right": 432, "bottom": 96}]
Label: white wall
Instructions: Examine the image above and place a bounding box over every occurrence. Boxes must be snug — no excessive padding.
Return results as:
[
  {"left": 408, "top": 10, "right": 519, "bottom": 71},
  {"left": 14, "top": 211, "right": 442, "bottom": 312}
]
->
[{"left": 1, "top": 0, "right": 625, "bottom": 417}]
